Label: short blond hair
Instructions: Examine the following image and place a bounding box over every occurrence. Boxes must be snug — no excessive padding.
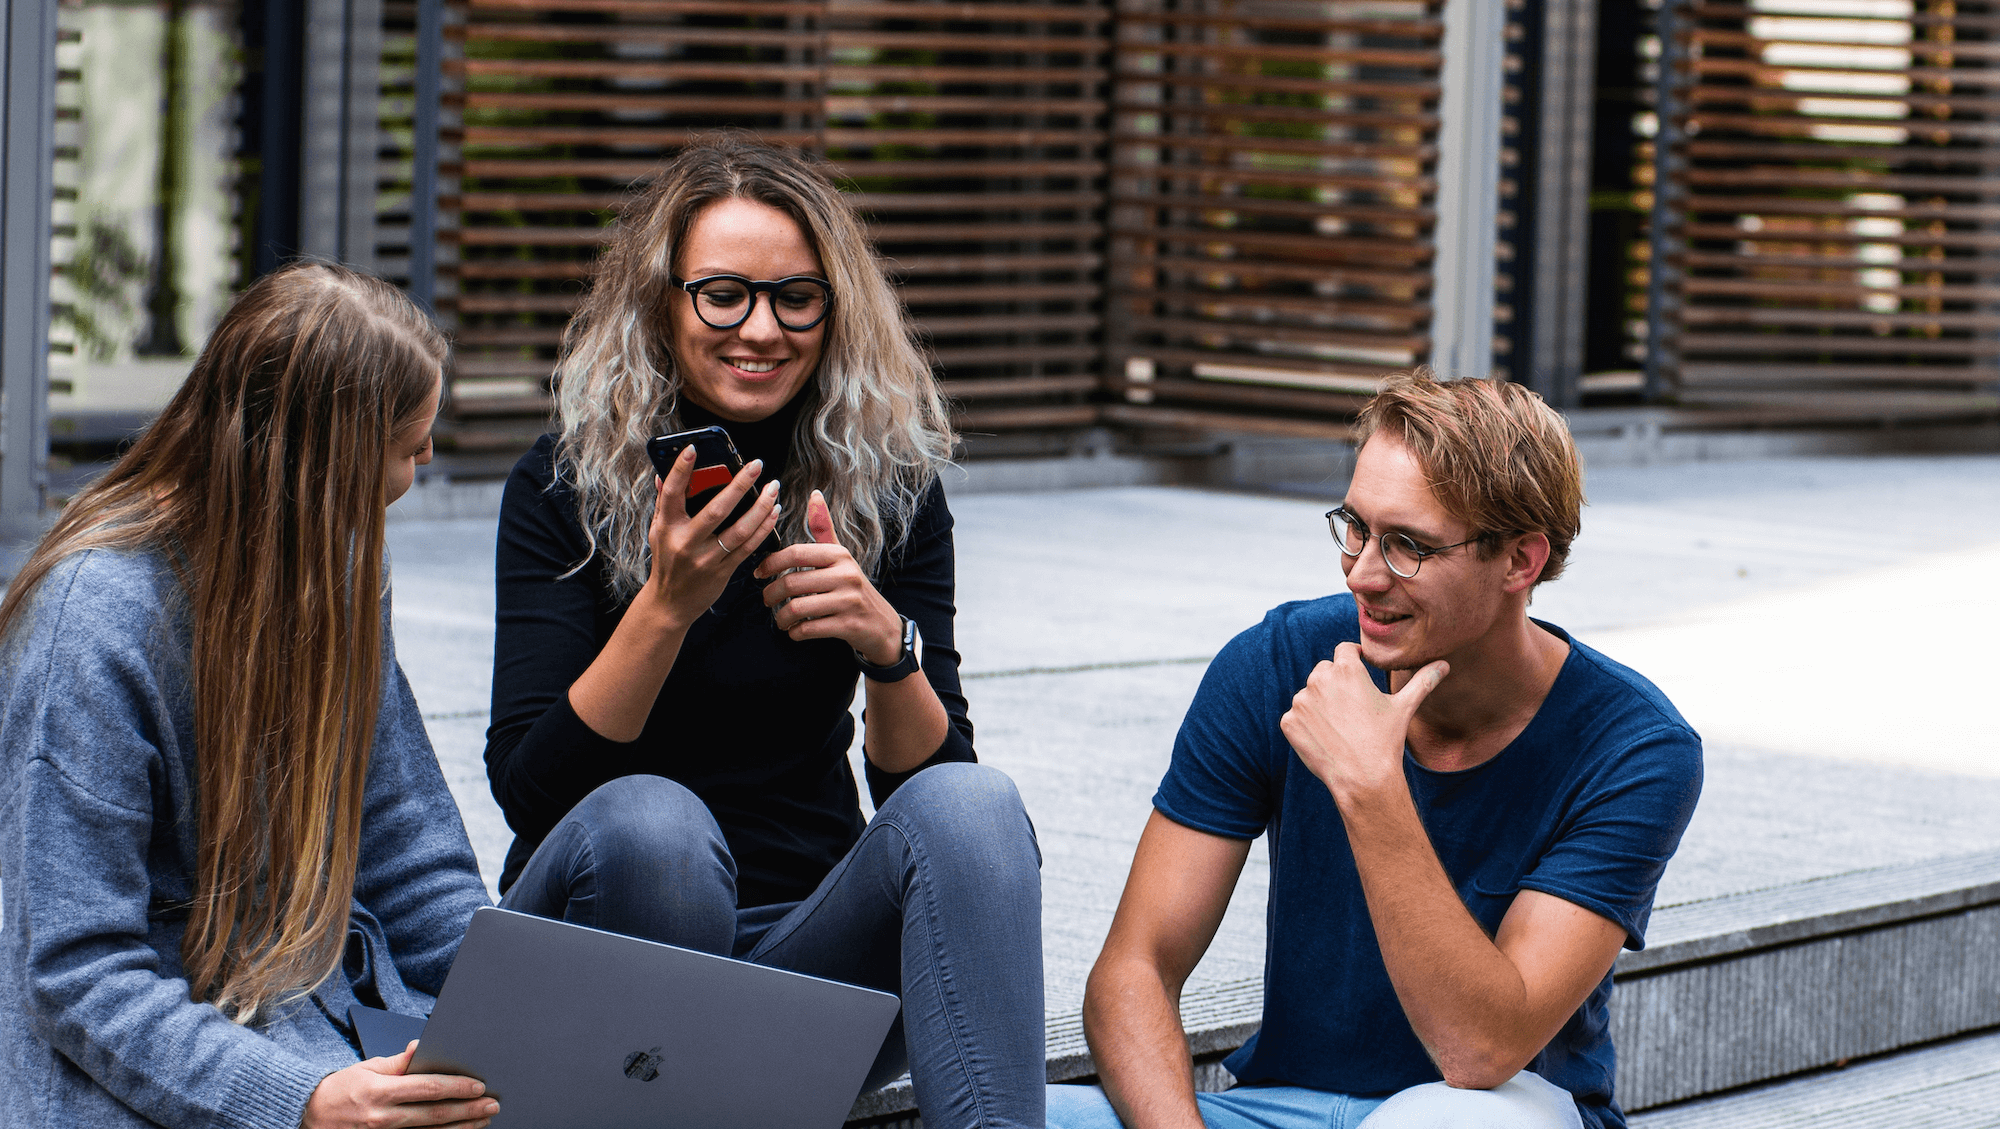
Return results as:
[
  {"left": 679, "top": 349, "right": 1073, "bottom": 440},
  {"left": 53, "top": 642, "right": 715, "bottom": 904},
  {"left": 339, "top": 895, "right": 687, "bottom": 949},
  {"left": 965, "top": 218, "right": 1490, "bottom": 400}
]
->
[{"left": 1353, "top": 369, "right": 1583, "bottom": 585}]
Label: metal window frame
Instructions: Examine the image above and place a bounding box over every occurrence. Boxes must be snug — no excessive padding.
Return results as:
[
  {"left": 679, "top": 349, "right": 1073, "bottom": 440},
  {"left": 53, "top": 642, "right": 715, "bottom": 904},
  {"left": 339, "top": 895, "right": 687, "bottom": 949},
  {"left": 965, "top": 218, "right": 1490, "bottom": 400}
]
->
[{"left": 2, "top": 0, "right": 56, "bottom": 554}]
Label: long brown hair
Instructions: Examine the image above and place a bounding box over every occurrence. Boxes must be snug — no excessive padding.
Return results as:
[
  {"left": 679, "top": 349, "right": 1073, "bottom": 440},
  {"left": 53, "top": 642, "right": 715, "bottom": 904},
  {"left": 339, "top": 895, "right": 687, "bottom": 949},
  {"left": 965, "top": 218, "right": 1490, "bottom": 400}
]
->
[
  {"left": 0, "top": 261, "right": 446, "bottom": 1021},
  {"left": 552, "top": 133, "right": 954, "bottom": 601}
]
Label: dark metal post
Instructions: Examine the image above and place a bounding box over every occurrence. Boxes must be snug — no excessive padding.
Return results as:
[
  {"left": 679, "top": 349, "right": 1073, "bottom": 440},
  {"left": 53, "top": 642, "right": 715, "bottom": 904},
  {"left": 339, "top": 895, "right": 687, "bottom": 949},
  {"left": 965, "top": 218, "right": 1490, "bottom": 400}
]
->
[
  {"left": 408, "top": 0, "right": 441, "bottom": 313},
  {"left": 2, "top": 0, "right": 58, "bottom": 552},
  {"left": 1525, "top": 0, "right": 1598, "bottom": 411},
  {"left": 1642, "top": 0, "right": 1684, "bottom": 402}
]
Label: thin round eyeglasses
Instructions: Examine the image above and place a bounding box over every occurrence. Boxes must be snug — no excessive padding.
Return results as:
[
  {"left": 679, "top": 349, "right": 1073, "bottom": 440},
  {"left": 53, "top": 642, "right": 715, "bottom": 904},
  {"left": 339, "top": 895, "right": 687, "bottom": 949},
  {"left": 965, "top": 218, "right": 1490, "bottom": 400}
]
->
[
  {"left": 1325, "top": 506, "right": 1500, "bottom": 578},
  {"left": 670, "top": 274, "right": 833, "bottom": 332}
]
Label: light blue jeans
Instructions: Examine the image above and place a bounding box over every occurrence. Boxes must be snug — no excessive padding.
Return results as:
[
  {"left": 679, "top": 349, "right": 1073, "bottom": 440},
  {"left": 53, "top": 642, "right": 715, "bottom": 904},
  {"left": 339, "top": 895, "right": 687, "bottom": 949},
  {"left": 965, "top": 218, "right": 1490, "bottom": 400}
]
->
[
  {"left": 500, "top": 762, "right": 1044, "bottom": 1129},
  {"left": 1046, "top": 1070, "right": 1585, "bottom": 1129}
]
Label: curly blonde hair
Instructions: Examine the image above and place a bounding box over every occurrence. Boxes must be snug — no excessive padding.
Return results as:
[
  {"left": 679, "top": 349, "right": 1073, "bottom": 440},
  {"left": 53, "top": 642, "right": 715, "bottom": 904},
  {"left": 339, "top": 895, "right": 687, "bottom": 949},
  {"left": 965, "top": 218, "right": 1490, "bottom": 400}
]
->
[{"left": 550, "top": 133, "right": 954, "bottom": 600}]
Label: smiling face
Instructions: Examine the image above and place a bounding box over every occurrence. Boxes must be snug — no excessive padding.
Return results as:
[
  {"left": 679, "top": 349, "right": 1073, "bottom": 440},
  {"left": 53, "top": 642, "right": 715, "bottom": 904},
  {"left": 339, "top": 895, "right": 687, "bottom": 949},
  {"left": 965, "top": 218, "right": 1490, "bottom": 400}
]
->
[
  {"left": 667, "top": 197, "right": 827, "bottom": 423},
  {"left": 1339, "top": 430, "right": 1520, "bottom": 672}
]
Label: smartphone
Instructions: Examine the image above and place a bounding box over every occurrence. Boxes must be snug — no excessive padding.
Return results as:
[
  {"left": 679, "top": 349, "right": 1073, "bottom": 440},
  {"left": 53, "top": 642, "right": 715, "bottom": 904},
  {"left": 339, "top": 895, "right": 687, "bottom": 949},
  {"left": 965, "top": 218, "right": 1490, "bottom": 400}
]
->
[{"left": 645, "top": 425, "right": 756, "bottom": 524}]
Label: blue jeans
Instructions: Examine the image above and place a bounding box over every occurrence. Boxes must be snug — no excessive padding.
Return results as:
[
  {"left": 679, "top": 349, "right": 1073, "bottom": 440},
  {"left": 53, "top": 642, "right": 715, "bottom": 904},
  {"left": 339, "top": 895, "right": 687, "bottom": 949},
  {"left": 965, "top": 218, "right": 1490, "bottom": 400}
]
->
[
  {"left": 1046, "top": 1072, "right": 1584, "bottom": 1129},
  {"left": 499, "top": 762, "right": 1044, "bottom": 1129}
]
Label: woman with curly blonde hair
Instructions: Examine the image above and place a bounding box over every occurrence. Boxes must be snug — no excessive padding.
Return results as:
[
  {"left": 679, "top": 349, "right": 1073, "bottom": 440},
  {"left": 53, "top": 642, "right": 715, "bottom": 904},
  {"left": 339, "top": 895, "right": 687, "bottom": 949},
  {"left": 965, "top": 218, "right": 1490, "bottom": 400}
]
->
[{"left": 484, "top": 134, "right": 1043, "bottom": 1129}]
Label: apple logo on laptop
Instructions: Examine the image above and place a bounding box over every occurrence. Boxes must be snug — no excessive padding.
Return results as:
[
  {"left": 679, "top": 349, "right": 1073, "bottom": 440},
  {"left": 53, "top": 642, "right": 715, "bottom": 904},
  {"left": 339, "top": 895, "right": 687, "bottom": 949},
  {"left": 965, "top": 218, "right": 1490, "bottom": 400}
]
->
[{"left": 623, "top": 1046, "right": 664, "bottom": 1082}]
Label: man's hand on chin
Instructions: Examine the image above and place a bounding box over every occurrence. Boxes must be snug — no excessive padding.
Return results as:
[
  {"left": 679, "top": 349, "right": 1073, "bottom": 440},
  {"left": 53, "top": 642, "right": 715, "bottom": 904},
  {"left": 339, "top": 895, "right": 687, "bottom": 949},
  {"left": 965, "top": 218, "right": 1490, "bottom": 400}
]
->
[{"left": 1280, "top": 642, "right": 1449, "bottom": 803}]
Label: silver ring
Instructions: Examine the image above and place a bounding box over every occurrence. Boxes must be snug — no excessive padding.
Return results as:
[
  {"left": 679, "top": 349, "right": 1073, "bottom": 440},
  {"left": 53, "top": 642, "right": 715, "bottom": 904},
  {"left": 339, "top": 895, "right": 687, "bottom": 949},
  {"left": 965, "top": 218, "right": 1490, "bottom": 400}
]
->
[{"left": 716, "top": 537, "right": 735, "bottom": 556}]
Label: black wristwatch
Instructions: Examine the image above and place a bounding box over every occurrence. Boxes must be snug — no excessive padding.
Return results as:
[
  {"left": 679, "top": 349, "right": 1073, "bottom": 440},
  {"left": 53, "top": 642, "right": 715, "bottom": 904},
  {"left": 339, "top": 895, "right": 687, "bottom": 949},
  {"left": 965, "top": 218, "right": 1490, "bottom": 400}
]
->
[{"left": 855, "top": 615, "right": 923, "bottom": 682}]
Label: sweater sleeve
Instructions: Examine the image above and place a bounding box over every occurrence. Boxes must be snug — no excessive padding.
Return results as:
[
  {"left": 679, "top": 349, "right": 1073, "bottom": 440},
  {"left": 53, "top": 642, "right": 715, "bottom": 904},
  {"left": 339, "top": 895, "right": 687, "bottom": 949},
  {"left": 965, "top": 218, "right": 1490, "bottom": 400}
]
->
[
  {"left": 352, "top": 602, "right": 491, "bottom": 998},
  {"left": 3, "top": 555, "right": 328, "bottom": 1129},
  {"left": 862, "top": 478, "right": 977, "bottom": 808},
  {"left": 483, "top": 440, "right": 644, "bottom": 852}
]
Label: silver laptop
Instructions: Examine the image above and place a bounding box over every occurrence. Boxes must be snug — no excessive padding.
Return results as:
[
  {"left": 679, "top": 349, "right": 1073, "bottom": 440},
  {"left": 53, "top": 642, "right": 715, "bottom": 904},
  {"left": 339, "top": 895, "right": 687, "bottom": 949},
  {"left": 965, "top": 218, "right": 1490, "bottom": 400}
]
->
[{"left": 403, "top": 906, "right": 902, "bottom": 1129}]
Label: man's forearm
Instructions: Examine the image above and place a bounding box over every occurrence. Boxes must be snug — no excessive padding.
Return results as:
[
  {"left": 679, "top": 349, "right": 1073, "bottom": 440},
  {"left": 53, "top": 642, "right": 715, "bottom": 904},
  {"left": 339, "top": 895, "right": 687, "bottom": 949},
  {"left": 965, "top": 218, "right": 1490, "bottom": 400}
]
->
[
  {"left": 1082, "top": 959, "right": 1209, "bottom": 1129},
  {"left": 1336, "top": 782, "right": 1537, "bottom": 1087}
]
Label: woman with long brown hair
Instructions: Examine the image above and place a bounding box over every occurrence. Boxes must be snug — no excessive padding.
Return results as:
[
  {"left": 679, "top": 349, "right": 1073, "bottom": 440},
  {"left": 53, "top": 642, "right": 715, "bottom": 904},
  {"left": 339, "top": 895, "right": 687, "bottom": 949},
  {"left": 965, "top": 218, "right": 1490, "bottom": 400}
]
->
[
  {"left": 0, "top": 262, "right": 498, "bottom": 1129},
  {"left": 484, "top": 134, "right": 1044, "bottom": 1128}
]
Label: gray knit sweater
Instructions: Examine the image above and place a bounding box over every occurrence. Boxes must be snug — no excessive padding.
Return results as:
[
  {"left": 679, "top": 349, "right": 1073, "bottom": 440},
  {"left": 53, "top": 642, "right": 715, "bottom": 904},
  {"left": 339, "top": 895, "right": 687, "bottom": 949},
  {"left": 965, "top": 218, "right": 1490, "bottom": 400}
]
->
[{"left": 0, "top": 548, "right": 490, "bottom": 1128}]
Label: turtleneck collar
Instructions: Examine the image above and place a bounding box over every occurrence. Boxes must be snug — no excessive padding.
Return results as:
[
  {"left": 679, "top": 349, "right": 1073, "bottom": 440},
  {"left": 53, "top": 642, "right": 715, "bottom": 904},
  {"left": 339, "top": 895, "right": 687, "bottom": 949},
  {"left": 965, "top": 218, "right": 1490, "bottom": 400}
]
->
[{"left": 676, "top": 387, "right": 809, "bottom": 478}]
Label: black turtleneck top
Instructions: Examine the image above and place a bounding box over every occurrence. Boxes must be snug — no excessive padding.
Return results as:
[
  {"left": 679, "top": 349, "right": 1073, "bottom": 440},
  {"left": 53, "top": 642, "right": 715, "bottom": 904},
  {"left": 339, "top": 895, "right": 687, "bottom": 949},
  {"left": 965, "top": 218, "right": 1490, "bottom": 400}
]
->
[{"left": 483, "top": 395, "right": 974, "bottom": 904}]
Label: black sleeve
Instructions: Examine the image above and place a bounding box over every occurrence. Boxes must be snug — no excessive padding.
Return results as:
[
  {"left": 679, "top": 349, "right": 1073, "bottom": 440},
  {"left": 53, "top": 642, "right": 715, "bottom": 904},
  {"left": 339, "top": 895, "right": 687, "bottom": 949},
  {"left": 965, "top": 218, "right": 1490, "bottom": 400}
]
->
[
  {"left": 863, "top": 478, "right": 977, "bottom": 808},
  {"left": 483, "top": 439, "right": 643, "bottom": 849}
]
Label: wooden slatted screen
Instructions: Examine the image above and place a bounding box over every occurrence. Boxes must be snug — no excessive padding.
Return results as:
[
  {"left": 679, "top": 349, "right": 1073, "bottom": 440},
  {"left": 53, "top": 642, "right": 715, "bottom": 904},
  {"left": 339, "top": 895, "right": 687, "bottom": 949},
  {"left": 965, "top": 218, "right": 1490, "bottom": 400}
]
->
[
  {"left": 429, "top": 0, "right": 1113, "bottom": 454},
  {"left": 1654, "top": 0, "right": 2000, "bottom": 409},
  {"left": 825, "top": 1, "right": 1112, "bottom": 436},
  {"left": 439, "top": 0, "right": 823, "bottom": 454},
  {"left": 1103, "top": 0, "right": 1442, "bottom": 439}
]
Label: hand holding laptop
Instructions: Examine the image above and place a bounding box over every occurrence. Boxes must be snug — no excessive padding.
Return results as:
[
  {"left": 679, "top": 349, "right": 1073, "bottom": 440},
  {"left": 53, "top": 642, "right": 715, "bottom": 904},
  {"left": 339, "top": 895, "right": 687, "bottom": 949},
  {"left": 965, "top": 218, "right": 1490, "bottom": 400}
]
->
[{"left": 305, "top": 1040, "right": 499, "bottom": 1129}]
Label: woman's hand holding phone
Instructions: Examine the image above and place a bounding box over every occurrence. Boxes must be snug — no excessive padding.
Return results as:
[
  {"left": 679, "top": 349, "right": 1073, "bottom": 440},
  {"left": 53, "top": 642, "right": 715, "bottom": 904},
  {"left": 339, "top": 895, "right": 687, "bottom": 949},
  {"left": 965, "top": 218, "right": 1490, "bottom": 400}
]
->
[{"left": 639, "top": 446, "right": 781, "bottom": 631}]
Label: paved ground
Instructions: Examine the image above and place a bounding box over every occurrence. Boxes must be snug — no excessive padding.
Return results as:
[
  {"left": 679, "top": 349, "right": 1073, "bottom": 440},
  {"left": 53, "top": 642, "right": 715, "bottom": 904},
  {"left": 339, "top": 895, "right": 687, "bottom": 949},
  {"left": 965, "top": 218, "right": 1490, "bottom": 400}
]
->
[{"left": 384, "top": 452, "right": 2000, "bottom": 1024}]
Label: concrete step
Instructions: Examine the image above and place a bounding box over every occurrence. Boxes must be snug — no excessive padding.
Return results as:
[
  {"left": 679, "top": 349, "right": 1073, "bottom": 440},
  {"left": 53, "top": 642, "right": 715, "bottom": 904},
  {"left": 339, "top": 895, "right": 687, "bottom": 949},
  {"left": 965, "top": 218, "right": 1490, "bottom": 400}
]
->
[
  {"left": 847, "top": 850, "right": 2000, "bottom": 1127},
  {"left": 1629, "top": 1028, "right": 2000, "bottom": 1129}
]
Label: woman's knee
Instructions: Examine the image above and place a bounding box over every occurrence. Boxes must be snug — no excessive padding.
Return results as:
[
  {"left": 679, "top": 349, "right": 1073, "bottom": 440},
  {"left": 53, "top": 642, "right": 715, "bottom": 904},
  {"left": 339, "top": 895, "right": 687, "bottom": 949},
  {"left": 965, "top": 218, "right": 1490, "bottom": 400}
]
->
[
  {"left": 568, "top": 774, "right": 728, "bottom": 867},
  {"left": 879, "top": 762, "right": 1039, "bottom": 866}
]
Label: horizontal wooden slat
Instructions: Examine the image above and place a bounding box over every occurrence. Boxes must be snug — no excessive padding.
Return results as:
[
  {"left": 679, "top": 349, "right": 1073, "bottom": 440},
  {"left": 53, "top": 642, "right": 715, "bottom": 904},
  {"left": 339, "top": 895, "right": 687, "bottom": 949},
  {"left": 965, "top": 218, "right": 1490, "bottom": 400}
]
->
[
  {"left": 942, "top": 375, "right": 1100, "bottom": 400},
  {"left": 886, "top": 251, "right": 1102, "bottom": 273},
  {"left": 1679, "top": 363, "right": 1998, "bottom": 385},
  {"left": 868, "top": 221, "right": 1101, "bottom": 241},
  {"left": 1127, "top": 288, "right": 1430, "bottom": 325},
  {"left": 828, "top": 64, "right": 1107, "bottom": 83},
  {"left": 824, "top": 30, "right": 1105, "bottom": 52},
  {"left": 456, "top": 24, "right": 820, "bottom": 47},
  {"left": 1115, "top": 190, "right": 1432, "bottom": 225},
  {"left": 1101, "top": 402, "right": 1358, "bottom": 440},
  {"left": 1111, "top": 376, "right": 1372, "bottom": 415},
  {"left": 1684, "top": 167, "right": 2000, "bottom": 195},
  {"left": 453, "top": 58, "right": 821, "bottom": 80},
  {"left": 849, "top": 192, "right": 1104, "bottom": 213},
  {"left": 901, "top": 282, "right": 1101, "bottom": 303},
  {"left": 931, "top": 343, "right": 1101, "bottom": 366},
  {"left": 1684, "top": 223, "right": 2000, "bottom": 250},
  {"left": 458, "top": 93, "right": 816, "bottom": 114},
  {"left": 458, "top": 262, "right": 594, "bottom": 280},
  {"left": 1687, "top": 112, "right": 2000, "bottom": 143},
  {"left": 1112, "top": 101, "right": 1437, "bottom": 130},
  {"left": 916, "top": 312, "right": 1099, "bottom": 334},
  {"left": 1682, "top": 277, "right": 2000, "bottom": 302},
  {"left": 1110, "top": 164, "right": 1435, "bottom": 192},
  {"left": 1683, "top": 308, "right": 2000, "bottom": 331},
  {"left": 827, "top": 159, "right": 1106, "bottom": 178},
  {"left": 1112, "top": 70, "right": 1440, "bottom": 100},
  {"left": 455, "top": 356, "right": 561, "bottom": 378},
  {"left": 824, "top": 128, "right": 1106, "bottom": 148},
  {"left": 1690, "top": 57, "right": 2000, "bottom": 90},
  {"left": 1126, "top": 315, "right": 1424, "bottom": 354},
  {"left": 1113, "top": 12, "right": 1439, "bottom": 37},
  {"left": 1114, "top": 225, "right": 1433, "bottom": 264},
  {"left": 449, "top": 293, "right": 585, "bottom": 314},
  {"left": 1683, "top": 140, "right": 2000, "bottom": 168},
  {"left": 1688, "top": 0, "right": 2000, "bottom": 30},
  {"left": 827, "top": 96, "right": 1103, "bottom": 115},
  {"left": 469, "top": 0, "right": 820, "bottom": 12},
  {"left": 828, "top": 1, "right": 1111, "bottom": 23},
  {"left": 954, "top": 404, "right": 1100, "bottom": 429},
  {"left": 1114, "top": 42, "right": 1439, "bottom": 67},
  {"left": 463, "top": 126, "right": 818, "bottom": 148},
  {"left": 1114, "top": 251, "right": 1431, "bottom": 290},
  {"left": 1114, "top": 345, "right": 1400, "bottom": 380},
  {"left": 1682, "top": 333, "right": 2000, "bottom": 357},
  {"left": 1682, "top": 196, "right": 2000, "bottom": 223},
  {"left": 1691, "top": 29, "right": 2000, "bottom": 62},
  {"left": 1113, "top": 131, "right": 1432, "bottom": 160}
]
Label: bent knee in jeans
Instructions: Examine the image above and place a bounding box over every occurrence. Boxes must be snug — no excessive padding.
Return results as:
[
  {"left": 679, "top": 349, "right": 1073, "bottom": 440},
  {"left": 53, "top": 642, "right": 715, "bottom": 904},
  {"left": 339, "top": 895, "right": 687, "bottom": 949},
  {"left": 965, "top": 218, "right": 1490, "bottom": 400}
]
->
[{"left": 500, "top": 774, "right": 737, "bottom": 951}]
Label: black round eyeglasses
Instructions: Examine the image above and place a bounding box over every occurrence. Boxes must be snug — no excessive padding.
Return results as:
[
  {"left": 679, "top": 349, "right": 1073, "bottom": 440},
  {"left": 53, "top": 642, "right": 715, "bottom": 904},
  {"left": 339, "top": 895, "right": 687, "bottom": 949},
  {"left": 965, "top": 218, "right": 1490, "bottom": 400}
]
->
[{"left": 670, "top": 274, "right": 833, "bottom": 332}]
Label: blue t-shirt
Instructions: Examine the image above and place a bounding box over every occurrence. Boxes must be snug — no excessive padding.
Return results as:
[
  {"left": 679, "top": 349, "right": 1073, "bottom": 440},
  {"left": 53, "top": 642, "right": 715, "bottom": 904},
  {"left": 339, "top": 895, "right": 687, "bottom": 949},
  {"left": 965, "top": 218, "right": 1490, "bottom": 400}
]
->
[{"left": 1154, "top": 594, "right": 1702, "bottom": 1129}]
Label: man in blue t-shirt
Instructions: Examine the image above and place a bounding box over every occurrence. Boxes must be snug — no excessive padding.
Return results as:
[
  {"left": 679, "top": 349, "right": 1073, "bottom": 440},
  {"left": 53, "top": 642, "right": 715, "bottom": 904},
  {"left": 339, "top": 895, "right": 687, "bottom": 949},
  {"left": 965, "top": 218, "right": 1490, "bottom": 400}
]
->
[{"left": 1048, "top": 372, "right": 1702, "bottom": 1129}]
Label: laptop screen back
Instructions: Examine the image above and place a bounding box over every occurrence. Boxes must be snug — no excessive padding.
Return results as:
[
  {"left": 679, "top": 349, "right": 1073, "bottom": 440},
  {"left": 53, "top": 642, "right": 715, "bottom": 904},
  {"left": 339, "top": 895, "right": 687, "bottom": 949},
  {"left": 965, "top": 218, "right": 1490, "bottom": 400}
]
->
[{"left": 409, "top": 907, "right": 901, "bottom": 1129}]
